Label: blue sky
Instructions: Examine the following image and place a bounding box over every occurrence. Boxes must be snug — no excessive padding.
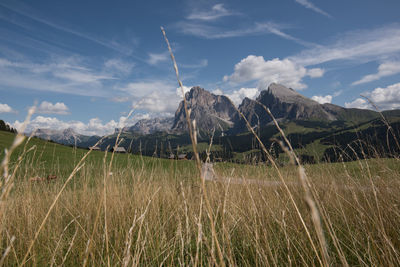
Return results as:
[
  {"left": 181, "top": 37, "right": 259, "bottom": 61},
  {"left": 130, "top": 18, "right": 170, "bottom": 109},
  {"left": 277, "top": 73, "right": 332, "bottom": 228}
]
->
[{"left": 1, "top": 0, "right": 400, "bottom": 135}]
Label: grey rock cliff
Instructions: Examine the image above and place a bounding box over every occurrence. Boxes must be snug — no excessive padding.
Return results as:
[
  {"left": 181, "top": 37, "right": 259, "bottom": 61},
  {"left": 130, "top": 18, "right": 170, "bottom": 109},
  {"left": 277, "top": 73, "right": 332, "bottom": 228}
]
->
[
  {"left": 172, "top": 86, "right": 237, "bottom": 134},
  {"left": 124, "top": 117, "right": 174, "bottom": 135}
]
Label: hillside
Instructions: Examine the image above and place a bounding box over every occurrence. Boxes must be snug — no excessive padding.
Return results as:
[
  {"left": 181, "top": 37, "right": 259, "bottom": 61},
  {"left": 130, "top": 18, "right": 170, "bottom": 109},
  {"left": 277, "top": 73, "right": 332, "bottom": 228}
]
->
[{"left": 0, "top": 130, "right": 195, "bottom": 178}]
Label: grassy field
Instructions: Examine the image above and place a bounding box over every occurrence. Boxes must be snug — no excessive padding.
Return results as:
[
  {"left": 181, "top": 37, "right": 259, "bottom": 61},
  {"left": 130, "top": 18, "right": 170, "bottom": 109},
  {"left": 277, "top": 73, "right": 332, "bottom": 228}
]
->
[{"left": 0, "top": 129, "right": 400, "bottom": 266}]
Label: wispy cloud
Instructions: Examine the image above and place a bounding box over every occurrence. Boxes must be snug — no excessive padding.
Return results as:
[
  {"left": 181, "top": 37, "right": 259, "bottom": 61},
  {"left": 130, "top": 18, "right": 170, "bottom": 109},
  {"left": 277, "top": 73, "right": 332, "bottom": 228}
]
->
[
  {"left": 104, "top": 59, "right": 135, "bottom": 75},
  {"left": 186, "top": 3, "right": 238, "bottom": 21},
  {"left": 175, "top": 21, "right": 313, "bottom": 46},
  {"left": 0, "top": 2, "right": 137, "bottom": 57},
  {"left": 0, "top": 57, "right": 115, "bottom": 97},
  {"left": 352, "top": 61, "right": 400, "bottom": 85},
  {"left": 290, "top": 24, "right": 400, "bottom": 66},
  {"left": 147, "top": 51, "right": 170, "bottom": 65},
  {"left": 180, "top": 59, "right": 208, "bottom": 69},
  {"left": 294, "top": 0, "right": 332, "bottom": 18}
]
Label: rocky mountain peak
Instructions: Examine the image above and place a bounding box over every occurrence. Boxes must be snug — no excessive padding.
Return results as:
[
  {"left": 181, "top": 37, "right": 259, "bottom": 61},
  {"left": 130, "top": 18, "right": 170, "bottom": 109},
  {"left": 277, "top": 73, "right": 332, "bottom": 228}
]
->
[
  {"left": 233, "top": 83, "right": 337, "bottom": 132},
  {"left": 62, "top": 128, "right": 77, "bottom": 136},
  {"left": 172, "top": 86, "right": 237, "bottom": 134},
  {"left": 261, "top": 83, "right": 318, "bottom": 105}
]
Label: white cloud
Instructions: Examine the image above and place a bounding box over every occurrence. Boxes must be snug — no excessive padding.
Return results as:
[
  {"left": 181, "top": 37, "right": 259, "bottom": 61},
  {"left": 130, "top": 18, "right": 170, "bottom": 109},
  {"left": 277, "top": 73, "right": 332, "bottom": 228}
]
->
[
  {"left": 294, "top": 0, "right": 332, "bottom": 18},
  {"left": 147, "top": 52, "right": 169, "bottom": 65},
  {"left": 333, "top": 89, "right": 343, "bottom": 97},
  {"left": 311, "top": 95, "right": 332, "bottom": 104},
  {"left": 52, "top": 69, "right": 113, "bottom": 84},
  {"left": 225, "top": 88, "right": 259, "bottom": 106},
  {"left": 104, "top": 59, "right": 134, "bottom": 75},
  {"left": 175, "top": 21, "right": 311, "bottom": 46},
  {"left": 290, "top": 24, "right": 400, "bottom": 66},
  {"left": 114, "top": 80, "right": 186, "bottom": 114},
  {"left": 117, "top": 81, "right": 174, "bottom": 98},
  {"left": 135, "top": 91, "right": 180, "bottom": 113},
  {"left": 13, "top": 115, "right": 135, "bottom": 136},
  {"left": 345, "top": 82, "right": 400, "bottom": 110},
  {"left": 180, "top": 59, "right": 208, "bottom": 69},
  {"left": 0, "top": 57, "right": 115, "bottom": 97},
  {"left": 352, "top": 62, "right": 400, "bottom": 85},
  {"left": 212, "top": 88, "right": 223, "bottom": 95},
  {"left": 307, "top": 68, "right": 325, "bottom": 78},
  {"left": 176, "top": 85, "right": 192, "bottom": 97},
  {"left": 37, "top": 101, "right": 69, "bottom": 115},
  {"left": 110, "top": 96, "right": 131, "bottom": 103},
  {"left": 0, "top": 103, "right": 14, "bottom": 113},
  {"left": 224, "top": 55, "right": 324, "bottom": 90},
  {"left": 344, "top": 98, "right": 370, "bottom": 110},
  {"left": 186, "top": 3, "right": 237, "bottom": 21}
]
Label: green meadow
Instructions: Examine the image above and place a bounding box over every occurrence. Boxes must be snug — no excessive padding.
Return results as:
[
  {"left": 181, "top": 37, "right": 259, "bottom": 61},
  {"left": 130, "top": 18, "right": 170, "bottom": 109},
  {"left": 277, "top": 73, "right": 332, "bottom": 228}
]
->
[{"left": 0, "top": 130, "right": 400, "bottom": 266}]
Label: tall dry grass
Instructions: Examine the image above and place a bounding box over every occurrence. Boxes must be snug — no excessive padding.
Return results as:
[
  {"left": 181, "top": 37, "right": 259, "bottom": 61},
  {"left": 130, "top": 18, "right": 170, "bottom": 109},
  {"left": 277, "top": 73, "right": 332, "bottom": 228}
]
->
[{"left": 0, "top": 154, "right": 399, "bottom": 266}]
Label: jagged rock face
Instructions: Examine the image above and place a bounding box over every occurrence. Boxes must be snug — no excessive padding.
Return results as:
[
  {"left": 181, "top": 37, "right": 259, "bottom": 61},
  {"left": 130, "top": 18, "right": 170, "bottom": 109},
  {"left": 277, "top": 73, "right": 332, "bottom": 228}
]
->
[
  {"left": 259, "top": 83, "right": 336, "bottom": 121},
  {"left": 172, "top": 86, "right": 237, "bottom": 133},
  {"left": 33, "top": 128, "right": 82, "bottom": 145},
  {"left": 234, "top": 83, "right": 337, "bottom": 131},
  {"left": 124, "top": 117, "right": 174, "bottom": 135}
]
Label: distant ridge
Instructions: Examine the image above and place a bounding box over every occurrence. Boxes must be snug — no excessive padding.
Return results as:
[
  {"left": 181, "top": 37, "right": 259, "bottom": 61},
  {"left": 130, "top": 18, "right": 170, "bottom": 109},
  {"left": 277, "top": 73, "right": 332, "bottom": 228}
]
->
[{"left": 31, "top": 83, "right": 388, "bottom": 147}]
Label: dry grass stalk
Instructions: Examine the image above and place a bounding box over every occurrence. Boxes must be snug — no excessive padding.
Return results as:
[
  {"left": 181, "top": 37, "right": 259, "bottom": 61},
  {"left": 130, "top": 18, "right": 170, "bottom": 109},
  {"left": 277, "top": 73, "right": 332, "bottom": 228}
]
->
[
  {"left": 230, "top": 100, "right": 324, "bottom": 265},
  {"left": 256, "top": 102, "right": 331, "bottom": 266},
  {"left": 0, "top": 235, "right": 15, "bottom": 267},
  {"left": 161, "top": 26, "right": 225, "bottom": 267},
  {"left": 20, "top": 135, "right": 106, "bottom": 266}
]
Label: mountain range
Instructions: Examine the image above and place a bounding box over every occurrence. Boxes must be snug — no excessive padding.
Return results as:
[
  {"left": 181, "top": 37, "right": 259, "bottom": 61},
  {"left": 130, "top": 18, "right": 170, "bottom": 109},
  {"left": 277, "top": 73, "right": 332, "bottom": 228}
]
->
[{"left": 29, "top": 83, "right": 400, "bottom": 163}]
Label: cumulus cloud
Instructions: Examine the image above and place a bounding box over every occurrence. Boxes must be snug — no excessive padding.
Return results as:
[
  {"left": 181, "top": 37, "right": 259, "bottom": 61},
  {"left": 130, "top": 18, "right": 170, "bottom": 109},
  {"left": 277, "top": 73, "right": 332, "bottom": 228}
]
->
[
  {"left": 13, "top": 115, "right": 139, "bottom": 136},
  {"left": 186, "top": 3, "right": 237, "bottom": 21},
  {"left": 135, "top": 91, "right": 181, "bottom": 113},
  {"left": 224, "top": 55, "right": 324, "bottom": 90},
  {"left": 352, "top": 62, "right": 400, "bottom": 85},
  {"left": 294, "top": 0, "right": 332, "bottom": 18},
  {"left": 212, "top": 88, "right": 223, "bottom": 95},
  {"left": 176, "top": 85, "right": 192, "bottom": 97},
  {"left": 225, "top": 88, "right": 259, "bottom": 106},
  {"left": 345, "top": 82, "right": 400, "bottom": 110},
  {"left": 311, "top": 95, "right": 332, "bottom": 104},
  {"left": 344, "top": 98, "right": 370, "bottom": 110},
  {"left": 0, "top": 103, "right": 14, "bottom": 113},
  {"left": 114, "top": 80, "right": 187, "bottom": 114},
  {"left": 37, "top": 101, "right": 69, "bottom": 115}
]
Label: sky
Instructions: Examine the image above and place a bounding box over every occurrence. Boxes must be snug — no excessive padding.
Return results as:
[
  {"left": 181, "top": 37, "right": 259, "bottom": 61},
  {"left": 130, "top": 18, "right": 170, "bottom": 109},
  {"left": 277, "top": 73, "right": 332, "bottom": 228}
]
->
[{"left": 1, "top": 0, "right": 400, "bottom": 136}]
